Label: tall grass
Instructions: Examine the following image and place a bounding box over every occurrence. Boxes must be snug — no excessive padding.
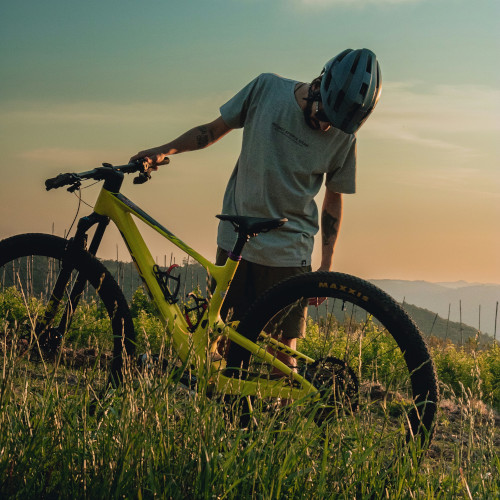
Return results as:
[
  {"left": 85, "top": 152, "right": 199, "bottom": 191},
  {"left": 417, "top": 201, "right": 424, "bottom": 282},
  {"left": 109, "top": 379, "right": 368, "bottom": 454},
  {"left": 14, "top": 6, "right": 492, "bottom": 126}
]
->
[{"left": 1, "top": 290, "right": 499, "bottom": 498}]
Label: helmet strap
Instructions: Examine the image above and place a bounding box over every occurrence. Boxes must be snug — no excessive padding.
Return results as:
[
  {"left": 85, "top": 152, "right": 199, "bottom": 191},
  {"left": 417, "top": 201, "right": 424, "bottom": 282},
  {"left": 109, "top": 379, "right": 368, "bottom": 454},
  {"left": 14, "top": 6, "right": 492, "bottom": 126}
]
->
[
  {"left": 303, "top": 84, "right": 322, "bottom": 130},
  {"left": 303, "top": 82, "right": 322, "bottom": 103}
]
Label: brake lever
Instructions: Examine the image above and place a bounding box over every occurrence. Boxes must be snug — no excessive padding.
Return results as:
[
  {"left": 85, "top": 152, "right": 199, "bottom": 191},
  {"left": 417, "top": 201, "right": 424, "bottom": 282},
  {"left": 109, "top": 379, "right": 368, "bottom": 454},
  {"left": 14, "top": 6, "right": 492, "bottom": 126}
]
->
[
  {"left": 132, "top": 157, "right": 169, "bottom": 184},
  {"left": 67, "top": 181, "right": 82, "bottom": 193},
  {"left": 133, "top": 170, "right": 151, "bottom": 184}
]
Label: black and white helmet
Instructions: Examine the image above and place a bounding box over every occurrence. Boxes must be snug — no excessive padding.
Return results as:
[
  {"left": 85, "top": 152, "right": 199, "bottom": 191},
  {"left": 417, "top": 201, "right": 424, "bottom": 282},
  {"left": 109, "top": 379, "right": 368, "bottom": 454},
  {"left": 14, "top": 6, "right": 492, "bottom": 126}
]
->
[{"left": 320, "top": 48, "right": 382, "bottom": 134}]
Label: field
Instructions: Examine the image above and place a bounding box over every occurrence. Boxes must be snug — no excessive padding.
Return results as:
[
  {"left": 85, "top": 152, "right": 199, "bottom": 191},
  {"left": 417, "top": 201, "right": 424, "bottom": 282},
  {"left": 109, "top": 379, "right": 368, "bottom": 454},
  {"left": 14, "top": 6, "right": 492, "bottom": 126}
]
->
[{"left": 1, "top": 288, "right": 499, "bottom": 499}]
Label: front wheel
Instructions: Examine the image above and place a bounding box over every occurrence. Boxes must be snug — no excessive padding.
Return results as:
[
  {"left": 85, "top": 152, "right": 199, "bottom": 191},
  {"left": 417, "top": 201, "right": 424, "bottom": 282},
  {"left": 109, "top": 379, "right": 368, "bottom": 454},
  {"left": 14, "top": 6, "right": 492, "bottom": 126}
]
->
[
  {"left": 235, "top": 271, "right": 439, "bottom": 452},
  {"left": 0, "top": 233, "right": 135, "bottom": 399}
]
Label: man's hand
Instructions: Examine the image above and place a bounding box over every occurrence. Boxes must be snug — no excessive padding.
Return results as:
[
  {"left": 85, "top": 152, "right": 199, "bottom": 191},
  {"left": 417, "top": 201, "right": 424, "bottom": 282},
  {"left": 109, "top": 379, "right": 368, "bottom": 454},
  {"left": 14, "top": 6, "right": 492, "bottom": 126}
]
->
[
  {"left": 129, "top": 147, "right": 169, "bottom": 169},
  {"left": 308, "top": 264, "right": 331, "bottom": 306}
]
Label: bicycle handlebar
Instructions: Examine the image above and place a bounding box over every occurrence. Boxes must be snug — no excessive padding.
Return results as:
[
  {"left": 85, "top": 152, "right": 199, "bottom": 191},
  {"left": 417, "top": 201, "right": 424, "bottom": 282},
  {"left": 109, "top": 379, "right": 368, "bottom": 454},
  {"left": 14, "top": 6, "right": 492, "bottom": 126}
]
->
[
  {"left": 45, "top": 158, "right": 170, "bottom": 191},
  {"left": 45, "top": 172, "right": 81, "bottom": 191}
]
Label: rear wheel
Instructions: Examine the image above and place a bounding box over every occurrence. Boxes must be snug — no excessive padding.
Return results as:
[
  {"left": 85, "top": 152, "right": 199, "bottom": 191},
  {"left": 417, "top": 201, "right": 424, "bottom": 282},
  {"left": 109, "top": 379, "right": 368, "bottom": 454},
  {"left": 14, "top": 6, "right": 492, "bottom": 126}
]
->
[
  {"left": 235, "top": 272, "right": 439, "bottom": 453},
  {"left": 0, "top": 233, "right": 135, "bottom": 400}
]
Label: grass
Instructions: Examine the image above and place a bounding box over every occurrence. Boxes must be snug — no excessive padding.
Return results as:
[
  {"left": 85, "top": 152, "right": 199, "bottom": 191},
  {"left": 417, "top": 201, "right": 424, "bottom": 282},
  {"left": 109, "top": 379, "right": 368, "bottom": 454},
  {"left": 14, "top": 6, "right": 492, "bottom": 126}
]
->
[
  {"left": 0, "top": 358, "right": 498, "bottom": 498},
  {"left": 0, "top": 289, "right": 499, "bottom": 499}
]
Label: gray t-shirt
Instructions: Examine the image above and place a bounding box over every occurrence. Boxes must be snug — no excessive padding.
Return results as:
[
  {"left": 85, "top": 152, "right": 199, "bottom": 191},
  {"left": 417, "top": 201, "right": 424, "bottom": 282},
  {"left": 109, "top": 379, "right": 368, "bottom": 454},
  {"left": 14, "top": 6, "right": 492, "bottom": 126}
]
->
[{"left": 217, "top": 73, "right": 357, "bottom": 267}]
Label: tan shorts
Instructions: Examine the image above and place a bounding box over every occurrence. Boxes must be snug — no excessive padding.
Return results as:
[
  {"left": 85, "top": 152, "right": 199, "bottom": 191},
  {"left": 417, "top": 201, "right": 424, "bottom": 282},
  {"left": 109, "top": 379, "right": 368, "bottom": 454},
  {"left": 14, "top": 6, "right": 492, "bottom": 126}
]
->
[{"left": 214, "top": 248, "right": 311, "bottom": 339}]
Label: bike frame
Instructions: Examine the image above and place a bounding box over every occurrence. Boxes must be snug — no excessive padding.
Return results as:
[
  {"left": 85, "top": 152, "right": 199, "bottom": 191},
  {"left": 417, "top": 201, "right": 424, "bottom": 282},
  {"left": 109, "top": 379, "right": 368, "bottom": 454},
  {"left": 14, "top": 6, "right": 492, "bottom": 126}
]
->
[{"left": 88, "top": 182, "right": 318, "bottom": 400}]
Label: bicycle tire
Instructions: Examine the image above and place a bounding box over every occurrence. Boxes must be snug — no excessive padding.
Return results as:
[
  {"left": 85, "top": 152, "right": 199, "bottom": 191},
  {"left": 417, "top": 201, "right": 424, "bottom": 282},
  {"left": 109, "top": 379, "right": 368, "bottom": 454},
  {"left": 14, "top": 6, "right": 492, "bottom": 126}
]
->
[
  {"left": 233, "top": 271, "right": 439, "bottom": 448},
  {"left": 0, "top": 233, "right": 135, "bottom": 395}
]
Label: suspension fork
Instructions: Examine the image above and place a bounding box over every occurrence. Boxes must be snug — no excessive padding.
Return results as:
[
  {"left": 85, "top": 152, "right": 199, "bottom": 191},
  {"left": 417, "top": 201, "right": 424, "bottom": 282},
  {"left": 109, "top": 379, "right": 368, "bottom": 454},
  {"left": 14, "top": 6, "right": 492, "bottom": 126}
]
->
[{"left": 38, "top": 213, "right": 110, "bottom": 347}]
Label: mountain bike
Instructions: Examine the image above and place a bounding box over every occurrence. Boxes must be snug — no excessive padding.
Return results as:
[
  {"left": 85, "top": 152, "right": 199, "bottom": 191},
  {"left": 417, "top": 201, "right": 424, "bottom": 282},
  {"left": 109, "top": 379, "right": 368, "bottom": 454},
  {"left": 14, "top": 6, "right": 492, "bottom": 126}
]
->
[{"left": 0, "top": 160, "right": 438, "bottom": 453}]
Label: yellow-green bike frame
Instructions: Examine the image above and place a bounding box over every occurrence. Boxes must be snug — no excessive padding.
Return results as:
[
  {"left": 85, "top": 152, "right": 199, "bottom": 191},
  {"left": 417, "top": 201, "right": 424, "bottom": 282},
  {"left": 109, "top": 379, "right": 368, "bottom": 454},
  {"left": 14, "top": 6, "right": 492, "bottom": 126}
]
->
[{"left": 93, "top": 185, "right": 318, "bottom": 401}]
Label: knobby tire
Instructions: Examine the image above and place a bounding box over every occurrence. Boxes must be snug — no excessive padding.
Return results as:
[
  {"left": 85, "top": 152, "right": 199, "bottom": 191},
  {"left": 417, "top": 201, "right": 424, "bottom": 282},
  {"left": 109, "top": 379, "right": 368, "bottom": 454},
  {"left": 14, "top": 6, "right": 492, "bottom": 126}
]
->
[
  {"left": 232, "top": 271, "right": 439, "bottom": 448},
  {"left": 0, "top": 233, "right": 135, "bottom": 395}
]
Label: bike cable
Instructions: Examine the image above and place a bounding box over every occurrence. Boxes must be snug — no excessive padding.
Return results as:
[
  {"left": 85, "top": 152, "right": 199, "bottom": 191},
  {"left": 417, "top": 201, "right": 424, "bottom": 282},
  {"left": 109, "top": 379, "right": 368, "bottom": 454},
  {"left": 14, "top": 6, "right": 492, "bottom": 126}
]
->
[{"left": 64, "top": 186, "right": 83, "bottom": 239}]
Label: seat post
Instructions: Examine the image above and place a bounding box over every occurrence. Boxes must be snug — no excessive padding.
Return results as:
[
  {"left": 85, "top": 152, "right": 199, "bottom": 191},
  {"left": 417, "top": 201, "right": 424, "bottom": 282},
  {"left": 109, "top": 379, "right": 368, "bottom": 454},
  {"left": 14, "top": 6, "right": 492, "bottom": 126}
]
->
[
  {"left": 229, "top": 234, "right": 250, "bottom": 261},
  {"left": 216, "top": 214, "right": 288, "bottom": 261}
]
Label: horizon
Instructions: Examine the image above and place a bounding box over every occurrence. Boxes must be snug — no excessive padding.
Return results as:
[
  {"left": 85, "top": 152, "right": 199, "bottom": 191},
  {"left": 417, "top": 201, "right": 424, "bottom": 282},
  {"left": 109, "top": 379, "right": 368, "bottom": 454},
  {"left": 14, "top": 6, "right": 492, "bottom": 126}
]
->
[
  {"left": 99, "top": 252, "right": 500, "bottom": 286},
  {"left": 1, "top": 0, "right": 499, "bottom": 283},
  {"left": 98, "top": 256, "right": 500, "bottom": 336},
  {"left": 101, "top": 252, "right": 500, "bottom": 287},
  {"left": 371, "top": 278, "right": 500, "bottom": 287}
]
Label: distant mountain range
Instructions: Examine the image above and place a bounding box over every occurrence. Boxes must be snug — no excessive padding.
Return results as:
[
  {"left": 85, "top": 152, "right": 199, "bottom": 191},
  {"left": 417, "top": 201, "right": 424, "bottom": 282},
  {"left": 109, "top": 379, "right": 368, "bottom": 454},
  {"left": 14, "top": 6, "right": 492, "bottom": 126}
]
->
[{"left": 369, "top": 280, "right": 499, "bottom": 338}]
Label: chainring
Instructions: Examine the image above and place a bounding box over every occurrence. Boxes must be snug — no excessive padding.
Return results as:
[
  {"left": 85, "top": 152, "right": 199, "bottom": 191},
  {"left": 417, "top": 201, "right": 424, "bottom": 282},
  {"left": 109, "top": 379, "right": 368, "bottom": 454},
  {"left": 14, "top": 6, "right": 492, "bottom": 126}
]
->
[{"left": 306, "top": 356, "right": 359, "bottom": 422}]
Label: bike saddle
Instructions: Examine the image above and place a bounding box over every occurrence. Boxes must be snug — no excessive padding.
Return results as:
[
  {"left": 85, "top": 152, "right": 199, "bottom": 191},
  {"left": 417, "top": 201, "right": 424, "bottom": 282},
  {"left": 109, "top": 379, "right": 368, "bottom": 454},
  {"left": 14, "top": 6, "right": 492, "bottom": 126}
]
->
[{"left": 216, "top": 214, "right": 287, "bottom": 238}]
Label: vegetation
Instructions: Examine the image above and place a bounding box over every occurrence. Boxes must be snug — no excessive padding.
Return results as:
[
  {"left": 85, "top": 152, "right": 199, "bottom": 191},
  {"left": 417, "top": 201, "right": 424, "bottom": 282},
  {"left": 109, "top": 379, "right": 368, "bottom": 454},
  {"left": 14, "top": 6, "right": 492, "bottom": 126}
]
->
[
  {"left": 4, "top": 255, "right": 493, "bottom": 345},
  {"left": 103, "top": 259, "right": 500, "bottom": 346},
  {"left": 0, "top": 288, "right": 499, "bottom": 498}
]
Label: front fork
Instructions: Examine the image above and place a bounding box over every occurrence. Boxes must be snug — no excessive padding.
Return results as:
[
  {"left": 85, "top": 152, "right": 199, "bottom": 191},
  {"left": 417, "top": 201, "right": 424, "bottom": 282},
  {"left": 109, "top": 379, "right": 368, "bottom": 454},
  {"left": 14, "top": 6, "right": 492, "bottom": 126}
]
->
[{"left": 37, "top": 212, "right": 110, "bottom": 351}]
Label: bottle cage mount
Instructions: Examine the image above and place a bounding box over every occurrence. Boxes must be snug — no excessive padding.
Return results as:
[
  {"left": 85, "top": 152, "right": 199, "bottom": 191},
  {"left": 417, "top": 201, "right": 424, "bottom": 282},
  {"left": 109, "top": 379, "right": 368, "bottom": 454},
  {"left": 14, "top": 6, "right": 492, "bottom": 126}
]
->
[
  {"left": 153, "top": 264, "right": 181, "bottom": 304},
  {"left": 153, "top": 264, "right": 208, "bottom": 331},
  {"left": 183, "top": 293, "right": 208, "bottom": 332}
]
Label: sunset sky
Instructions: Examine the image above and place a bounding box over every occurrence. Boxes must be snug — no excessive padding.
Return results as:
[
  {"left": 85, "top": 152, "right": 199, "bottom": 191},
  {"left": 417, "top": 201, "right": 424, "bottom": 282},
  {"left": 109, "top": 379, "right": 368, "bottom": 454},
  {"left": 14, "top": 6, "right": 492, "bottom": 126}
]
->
[{"left": 1, "top": 0, "right": 499, "bottom": 284}]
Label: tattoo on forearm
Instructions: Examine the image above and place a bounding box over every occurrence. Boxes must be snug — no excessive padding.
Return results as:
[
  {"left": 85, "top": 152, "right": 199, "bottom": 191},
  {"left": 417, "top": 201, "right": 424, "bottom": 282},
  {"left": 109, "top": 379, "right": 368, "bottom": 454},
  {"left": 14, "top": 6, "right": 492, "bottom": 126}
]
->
[
  {"left": 196, "top": 126, "right": 214, "bottom": 149},
  {"left": 322, "top": 212, "right": 339, "bottom": 247}
]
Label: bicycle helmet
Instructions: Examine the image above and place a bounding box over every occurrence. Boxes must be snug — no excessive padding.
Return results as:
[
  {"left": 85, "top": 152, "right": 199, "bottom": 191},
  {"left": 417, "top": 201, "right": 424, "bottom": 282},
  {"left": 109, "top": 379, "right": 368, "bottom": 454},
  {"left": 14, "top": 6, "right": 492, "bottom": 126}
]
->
[{"left": 320, "top": 48, "right": 382, "bottom": 134}]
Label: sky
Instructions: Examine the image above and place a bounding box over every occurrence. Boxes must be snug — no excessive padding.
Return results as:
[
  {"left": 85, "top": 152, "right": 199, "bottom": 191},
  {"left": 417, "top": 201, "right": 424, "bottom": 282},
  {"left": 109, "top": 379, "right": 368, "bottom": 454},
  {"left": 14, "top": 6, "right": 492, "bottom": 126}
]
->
[{"left": 1, "top": 0, "right": 499, "bottom": 284}]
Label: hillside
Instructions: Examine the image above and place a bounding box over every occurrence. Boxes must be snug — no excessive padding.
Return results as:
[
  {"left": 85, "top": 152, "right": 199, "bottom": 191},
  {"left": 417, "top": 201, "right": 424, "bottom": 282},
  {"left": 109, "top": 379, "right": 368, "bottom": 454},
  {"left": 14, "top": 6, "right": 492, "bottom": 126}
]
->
[
  {"left": 100, "top": 260, "right": 495, "bottom": 345},
  {"left": 401, "top": 302, "right": 491, "bottom": 345},
  {"left": 370, "top": 279, "right": 499, "bottom": 337},
  {"left": 4, "top": 255, "right": 493, "bottom": 346},
  {"left": 102, "top": 258, "right": 210, "bottom": 302}
]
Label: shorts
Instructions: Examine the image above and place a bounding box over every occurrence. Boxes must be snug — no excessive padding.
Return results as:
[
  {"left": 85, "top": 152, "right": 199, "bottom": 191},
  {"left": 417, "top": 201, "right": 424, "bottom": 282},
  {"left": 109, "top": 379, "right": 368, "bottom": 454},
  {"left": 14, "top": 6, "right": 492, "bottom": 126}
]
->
[{"left": 214, "top": 247, "right": 311, "bottom": 339}]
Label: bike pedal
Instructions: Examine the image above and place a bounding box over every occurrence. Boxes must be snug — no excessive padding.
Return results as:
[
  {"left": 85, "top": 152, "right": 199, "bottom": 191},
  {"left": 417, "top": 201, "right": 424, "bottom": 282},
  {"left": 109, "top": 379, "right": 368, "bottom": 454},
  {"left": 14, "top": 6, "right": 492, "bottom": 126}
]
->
[
  {"left": 178, "top": 371, "right": 198, "bottom": 390},
  {"left": 137, "top": 353, "right": 168, "bottom": 371}
]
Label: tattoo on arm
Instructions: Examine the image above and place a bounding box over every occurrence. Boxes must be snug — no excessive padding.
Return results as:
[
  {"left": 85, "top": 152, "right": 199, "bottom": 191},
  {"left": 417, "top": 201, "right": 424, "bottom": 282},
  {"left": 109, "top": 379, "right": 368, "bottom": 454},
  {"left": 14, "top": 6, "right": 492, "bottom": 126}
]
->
[
  {"left": 321, "top": 212, "right": 339, "bottom": 247},
  {"left": 196, "top": 126, "right": 215, "bottom": 149}
]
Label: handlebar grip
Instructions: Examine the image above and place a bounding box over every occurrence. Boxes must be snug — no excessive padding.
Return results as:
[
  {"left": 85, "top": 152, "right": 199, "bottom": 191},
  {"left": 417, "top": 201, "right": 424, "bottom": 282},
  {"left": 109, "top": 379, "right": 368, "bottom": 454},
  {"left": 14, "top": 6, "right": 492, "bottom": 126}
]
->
[{"left": 45, "top": 173, "right": 78, "bottom": 191}]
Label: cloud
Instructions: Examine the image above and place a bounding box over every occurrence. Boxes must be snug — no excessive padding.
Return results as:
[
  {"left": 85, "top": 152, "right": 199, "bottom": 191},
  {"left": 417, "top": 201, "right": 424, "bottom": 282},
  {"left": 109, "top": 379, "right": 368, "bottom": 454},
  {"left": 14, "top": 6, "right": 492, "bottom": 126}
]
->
[
  {"left": 0, "top": 93, "right": 233, "bottom": 128},
  {"left": 393, "top": 163, "right": 500, "bottom": 199},
  {"left": 3, "top": 82, "right": 498, "bottom": 177},
  {"left": 363, "top": 81, "right": 500, "bottom": 157},
  {"left": 382, "top": 82, "right": 499, "bottom": 131},
  {"left": 358, "top": 81, "right": 500, "bottom": 198},
  {"left": 17, "top": 147, "right": 124, "bottom": 168}
]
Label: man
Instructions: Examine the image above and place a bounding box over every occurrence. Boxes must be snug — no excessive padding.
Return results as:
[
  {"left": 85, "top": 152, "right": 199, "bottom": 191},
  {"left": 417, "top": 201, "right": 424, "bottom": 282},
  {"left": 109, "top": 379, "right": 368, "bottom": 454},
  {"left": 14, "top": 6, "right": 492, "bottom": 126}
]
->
[{"left": 130, "top": 48, "right": 382, "bottom": 371}]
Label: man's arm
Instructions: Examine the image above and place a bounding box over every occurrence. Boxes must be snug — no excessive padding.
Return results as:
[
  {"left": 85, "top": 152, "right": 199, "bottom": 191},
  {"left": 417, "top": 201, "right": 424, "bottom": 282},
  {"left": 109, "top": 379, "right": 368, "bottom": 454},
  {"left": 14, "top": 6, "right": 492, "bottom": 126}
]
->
[
  {"left": 129, "top": 116, "right": 232, "bottom": 166},
  {"left": 318, "top": 189, "right": 343, "bottom": 271}
]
